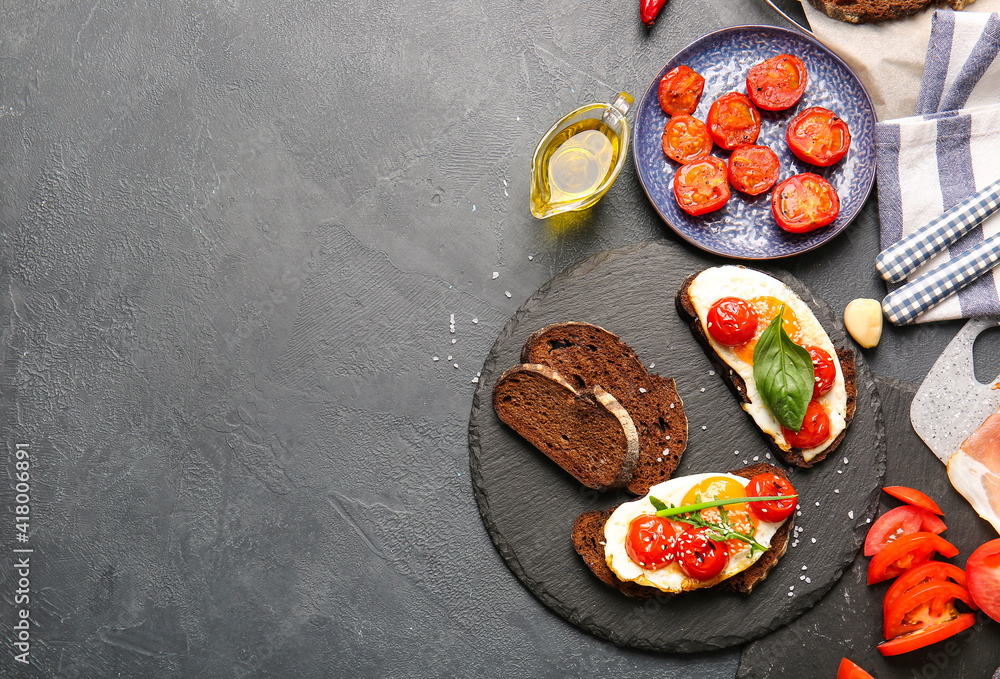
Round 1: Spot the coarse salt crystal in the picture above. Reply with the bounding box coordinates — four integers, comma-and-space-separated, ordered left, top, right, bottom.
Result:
702, 425, 707, 430
700, 387, 706, 392
837, 470, 843, 474
834, 489, 840, 494
801, 565, 808, 571
753, 456, 759, 461
815, 501, 820, 507
765, 453, 771, 459
433, 356, 439, 361
448, 355, 453, 360
811, 537, 817, 543
805, 577, 811, 583
472, 318, 479, 324
843, 457, 849, 464
451, 338, 457, 344
471, 376, 479, 383
492, 272, 499, 279
848, 510, 855, 520
505, 291, 511, 298
788, 591, 794, 597
639, 387, 647, 393
528, 255, 533, 261
453, 363, 459, 369
649, 362, 655, 368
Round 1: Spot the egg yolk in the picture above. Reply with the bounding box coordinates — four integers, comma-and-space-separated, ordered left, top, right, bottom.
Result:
682, 476, 759, 553
732, 296, 803, 364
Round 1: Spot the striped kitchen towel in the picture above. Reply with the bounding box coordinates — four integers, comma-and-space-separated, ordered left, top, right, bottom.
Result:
875, 9, 1000, 322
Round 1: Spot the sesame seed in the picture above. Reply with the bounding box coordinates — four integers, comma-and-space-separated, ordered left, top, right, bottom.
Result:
657, 457, 662, 462
639, 387, 647, 393
670, 403, 675, 409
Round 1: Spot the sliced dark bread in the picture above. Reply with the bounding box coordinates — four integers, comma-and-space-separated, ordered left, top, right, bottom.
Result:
521, 322, 688, 495
675, 271, 857, 468
493, 363, 640, 492
572, 463, 794, 599
805, 0, 974, 24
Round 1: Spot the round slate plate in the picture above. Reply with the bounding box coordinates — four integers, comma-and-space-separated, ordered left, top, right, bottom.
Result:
468, 240, 885, 653
633, 25, 876, 260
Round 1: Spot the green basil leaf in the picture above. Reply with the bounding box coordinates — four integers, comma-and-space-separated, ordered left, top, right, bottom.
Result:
752, 305, 813, 431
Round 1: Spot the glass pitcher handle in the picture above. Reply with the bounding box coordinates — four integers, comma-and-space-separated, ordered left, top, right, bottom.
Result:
603, 91, 633, 125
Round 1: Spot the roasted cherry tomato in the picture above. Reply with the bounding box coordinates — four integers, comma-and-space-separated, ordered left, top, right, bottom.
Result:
772, 173, 840, 233
868, 532, 959, 585
781, 399, 830, 449
706, 92, 761, 150
883, 561, 971, 616
877, 613, 976, 656
625, 514, 679, 570
673, 156, 730, 216
837, 658, 875, 679
786, 106, 851, 166
746, 54, 808, 111
745, 472, 797, 522
805, 345, 835, 399
674, 526, 729, 580
662, 114, 713, 164
659, 65, 705, 116
884, 579, 977, 640
727, 144, 779, 195
965, 538, 1000, 623
883, 486, 944, 515
707, 297, 758, 346
864, 505, 947, 557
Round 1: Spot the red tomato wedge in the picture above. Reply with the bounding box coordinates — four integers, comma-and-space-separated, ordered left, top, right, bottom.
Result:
864, 505, 947, 557
673, 156, 730, 216
659, 66, 705, 116
662, 114, 713, 164
786, 106, 851, 166
883, 486, 944, 515
877, 613, 976, 656
837, 658, 875, 679
772, 173, 840, 233
727, 144, 779, 195
883, 561, 971, 615
868, 532, 959, 584
746, 54, 808, 111
883, 579, 976, 639
706, 92, 761, 150
965, 538, 1000, 623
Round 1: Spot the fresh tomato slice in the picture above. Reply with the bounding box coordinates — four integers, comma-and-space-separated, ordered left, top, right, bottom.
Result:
707, 297, 758, 346
772, 173, 840, 233
837, 658, 875, 679
674, 526, 729, 580
868, 532, 959, 585
673, 156, 730, 216
965, 538, 1000, 623
884, 561, 972, 616
625, 514, 679, 570
883, 486, 944, 515
727, 144, 780, 195
877, 613, 976, 656
781, 399, 831, 449
864, 505, 947, 557
659, 65, 705, 116
884, 579, 976, 639
746, 54, 808, 111
706, 92, 761, 150
805, 345, 835, 399
786, 106, 851, 166
662, 114, 713, 164
745, 472, 797, 522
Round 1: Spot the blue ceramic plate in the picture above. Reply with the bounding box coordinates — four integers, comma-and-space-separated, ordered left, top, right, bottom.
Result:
633, 25, 876, 260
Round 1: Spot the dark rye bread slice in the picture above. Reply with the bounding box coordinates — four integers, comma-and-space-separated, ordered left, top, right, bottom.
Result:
806, 0, 974, 24
572, 463, 794, 599
675, 271, 857, 468
521, 322, 688, 495
493, 364, 640, 492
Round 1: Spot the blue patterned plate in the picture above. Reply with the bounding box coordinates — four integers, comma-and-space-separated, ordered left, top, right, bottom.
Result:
633, 25, 876, 260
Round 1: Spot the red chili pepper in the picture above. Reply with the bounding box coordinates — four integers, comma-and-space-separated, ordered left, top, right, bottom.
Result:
641, 0, 667, 26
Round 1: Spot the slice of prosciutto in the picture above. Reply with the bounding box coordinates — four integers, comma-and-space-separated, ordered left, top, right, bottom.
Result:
948, 412, 1000, 535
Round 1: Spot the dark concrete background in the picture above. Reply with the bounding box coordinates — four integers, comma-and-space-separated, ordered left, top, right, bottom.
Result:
0, 0, 982, 677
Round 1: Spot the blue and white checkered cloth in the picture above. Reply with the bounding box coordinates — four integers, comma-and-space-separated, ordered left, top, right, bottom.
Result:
876, 10, 1000, 324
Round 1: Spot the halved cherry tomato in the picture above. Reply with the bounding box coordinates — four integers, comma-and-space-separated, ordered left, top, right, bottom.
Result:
786, 106, 851, 166
626, 514, 679, 570
805, 345, 835, 399
864, 505, 947, 557
884, 561, 971, 616
781, 399, 830, 449
837, 658, 875, 679
727, 144, 779, 195
883, 486, 944, 515
659, 65, 705, 116
707, 297, 758, 346
868, 532, 959, 584
674, 526, 729, 580
746, 54, 808, 111
884, 579, 977, 639
772, 173, 840, 233
746, 472, 797, 522
877, 613, 976, 656
662, 114, 713, 164
965, 538, 1000, 623
673, 156, 730, 216
706, 92, 761, 150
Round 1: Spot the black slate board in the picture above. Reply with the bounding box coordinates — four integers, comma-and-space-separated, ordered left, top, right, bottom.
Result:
739, 376, 1000, 678
468, 239, 885, 652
